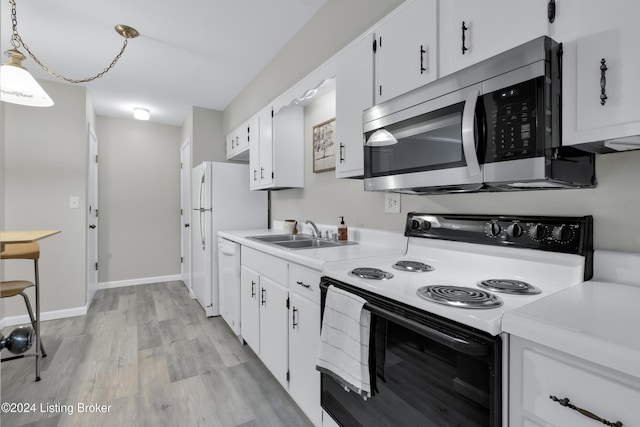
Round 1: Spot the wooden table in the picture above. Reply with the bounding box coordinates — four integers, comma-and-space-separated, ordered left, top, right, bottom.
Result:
0, 230, 61, 251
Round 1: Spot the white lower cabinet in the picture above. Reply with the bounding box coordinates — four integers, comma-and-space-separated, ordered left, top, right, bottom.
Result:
240, 248, 289, 388
259, 276, 289, 388
509, 336, 640, 426
240, 247, 322, 426
289, 264, 322, 426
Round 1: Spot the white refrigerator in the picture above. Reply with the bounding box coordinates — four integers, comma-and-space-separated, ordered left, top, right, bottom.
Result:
191, 161, 267, 317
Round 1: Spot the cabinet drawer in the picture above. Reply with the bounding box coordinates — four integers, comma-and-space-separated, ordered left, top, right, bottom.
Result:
242, 246, 287, 284
520, 347, 640, 426
288, 263, 321, 304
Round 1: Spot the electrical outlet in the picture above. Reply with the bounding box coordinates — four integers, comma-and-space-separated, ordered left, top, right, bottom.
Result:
384, 193, 400, 213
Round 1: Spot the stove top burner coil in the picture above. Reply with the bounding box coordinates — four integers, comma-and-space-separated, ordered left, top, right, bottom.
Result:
350, 267, 394, 280
477, 279, 541, 295
416, 285, 503, 309
392, 260, 434, 272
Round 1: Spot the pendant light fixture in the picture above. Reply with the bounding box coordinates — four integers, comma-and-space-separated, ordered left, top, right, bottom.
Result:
0, 0, 138, 107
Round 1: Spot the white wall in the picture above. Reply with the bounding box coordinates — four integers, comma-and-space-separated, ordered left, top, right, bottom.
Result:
4, 79, 88, 317
96, 116, 182, 283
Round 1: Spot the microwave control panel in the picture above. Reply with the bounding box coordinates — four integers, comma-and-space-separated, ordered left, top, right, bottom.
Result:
484, 77, 546, 163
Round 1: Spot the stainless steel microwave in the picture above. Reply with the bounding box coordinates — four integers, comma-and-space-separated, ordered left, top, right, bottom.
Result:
363, 36, 596, 194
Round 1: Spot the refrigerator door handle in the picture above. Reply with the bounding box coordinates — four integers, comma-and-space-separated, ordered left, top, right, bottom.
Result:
199, 172, 206, 250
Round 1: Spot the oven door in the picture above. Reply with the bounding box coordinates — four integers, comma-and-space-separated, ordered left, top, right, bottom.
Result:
363, 84, 485, 194
320, 278, 502, 427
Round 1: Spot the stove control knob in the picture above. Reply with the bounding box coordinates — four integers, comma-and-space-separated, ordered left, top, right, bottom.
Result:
487, 222, 502, 237
528, 223, 548, 240
420, 220, 432, 231
552, 224, 573, 242
410, 219, 422, 230
507, 223, 523, 238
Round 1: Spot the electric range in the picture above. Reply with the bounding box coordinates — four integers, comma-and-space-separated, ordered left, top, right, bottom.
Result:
321, 213, 593, 336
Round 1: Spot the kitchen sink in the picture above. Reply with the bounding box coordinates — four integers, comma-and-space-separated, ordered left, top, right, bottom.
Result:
248, 233, 357, 250
249, 234, 314, 242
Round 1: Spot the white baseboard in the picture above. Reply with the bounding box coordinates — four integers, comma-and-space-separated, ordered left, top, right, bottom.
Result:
0, 275, 183, 329
1, 305, 87, 329
98, 274, 183, 290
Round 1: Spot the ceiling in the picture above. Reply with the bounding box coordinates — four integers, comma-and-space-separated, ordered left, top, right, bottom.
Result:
0, 0, 327, 126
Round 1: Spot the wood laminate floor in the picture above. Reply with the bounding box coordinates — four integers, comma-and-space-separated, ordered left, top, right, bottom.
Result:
1, 281, 314, 427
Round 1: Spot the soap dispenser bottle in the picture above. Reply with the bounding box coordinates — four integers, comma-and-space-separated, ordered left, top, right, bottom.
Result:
338, 216, 348, 241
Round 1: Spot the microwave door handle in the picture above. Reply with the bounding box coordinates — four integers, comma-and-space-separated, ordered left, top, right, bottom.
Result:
461, 90, 481, 176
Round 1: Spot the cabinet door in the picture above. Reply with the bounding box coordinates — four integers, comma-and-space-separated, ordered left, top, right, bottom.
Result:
240, 266, 260, 352
249, 115, 261, 190
258, 106, 274, 188
374, 0, 438, 104
259, 277, 289, 387
335, 34, 373, 178
289, 293, 321, 426
563, 0, 640, 147
439, 0, 548, 77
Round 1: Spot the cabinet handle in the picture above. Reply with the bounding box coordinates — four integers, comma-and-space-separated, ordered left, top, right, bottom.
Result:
260, 167, 264, 179
251, 280, 256, 298
296, 280, 311, 289
261, 288, 266, 306
292, 307, 299, 329
461, 21, 468, 55
600, 58, 608, 105
339, 143, 345, 163
253, 169, 257, 182
420, 45, 427, 74
547, 0, 556, 23
549, 395, 623, 427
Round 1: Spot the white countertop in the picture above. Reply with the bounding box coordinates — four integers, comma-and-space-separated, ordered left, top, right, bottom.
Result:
218, 227, 407, 271
503, 250, 640, 379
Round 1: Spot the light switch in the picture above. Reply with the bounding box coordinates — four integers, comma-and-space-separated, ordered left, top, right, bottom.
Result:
69, 196, 80, 209
384, 193, 400, 213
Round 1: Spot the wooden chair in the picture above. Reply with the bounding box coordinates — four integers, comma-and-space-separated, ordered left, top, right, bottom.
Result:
1, 242, 46, 381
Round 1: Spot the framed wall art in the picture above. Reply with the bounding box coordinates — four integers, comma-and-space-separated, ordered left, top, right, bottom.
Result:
312, 117, 336, 173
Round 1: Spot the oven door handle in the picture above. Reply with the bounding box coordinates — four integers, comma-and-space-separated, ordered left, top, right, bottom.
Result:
364, 302, 490, 357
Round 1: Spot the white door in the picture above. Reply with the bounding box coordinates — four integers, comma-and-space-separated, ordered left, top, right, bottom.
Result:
86, 126, 99, 305
180, 139, 192, 292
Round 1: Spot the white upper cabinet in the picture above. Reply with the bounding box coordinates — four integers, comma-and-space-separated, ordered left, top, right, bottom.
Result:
438, 0, 549, 77
226, 121, 251, 161
335, 34, 373, 178
561, 0, 640, 149
249, 112, 264, 190
374, 0, 438, 104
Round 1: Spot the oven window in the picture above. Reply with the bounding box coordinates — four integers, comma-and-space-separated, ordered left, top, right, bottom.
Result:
322, 317, 496, 427
364, 103, 466, 178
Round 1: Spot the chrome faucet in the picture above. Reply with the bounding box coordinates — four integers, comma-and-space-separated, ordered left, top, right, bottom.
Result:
305, 220, 320, 238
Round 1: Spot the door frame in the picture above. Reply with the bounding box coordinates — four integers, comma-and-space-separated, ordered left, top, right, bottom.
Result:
86, 124, 99, 305
180, 138, 193, 294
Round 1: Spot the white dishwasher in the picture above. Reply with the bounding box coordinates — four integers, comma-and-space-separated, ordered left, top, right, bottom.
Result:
217, 237, 241, 337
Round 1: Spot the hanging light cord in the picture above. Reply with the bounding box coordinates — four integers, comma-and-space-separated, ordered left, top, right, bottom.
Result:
8, 0, 136, 84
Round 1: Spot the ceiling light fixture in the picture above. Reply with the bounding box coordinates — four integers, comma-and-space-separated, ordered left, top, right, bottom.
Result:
0, 0, 138, 107
133, 107, 150, 121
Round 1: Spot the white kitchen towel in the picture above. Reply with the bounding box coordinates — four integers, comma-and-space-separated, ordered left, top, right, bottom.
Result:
316, 285, 371, 399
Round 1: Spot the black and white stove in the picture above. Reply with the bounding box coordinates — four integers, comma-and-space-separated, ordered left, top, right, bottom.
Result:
322, 213, 593, 335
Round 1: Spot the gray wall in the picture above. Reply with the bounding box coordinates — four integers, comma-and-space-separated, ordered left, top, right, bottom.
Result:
223, 0, 405, 133
183, 106, 226, 166
96, 117, 182, 282
3, 79, 88, 316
